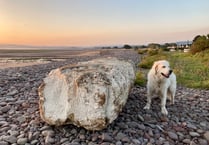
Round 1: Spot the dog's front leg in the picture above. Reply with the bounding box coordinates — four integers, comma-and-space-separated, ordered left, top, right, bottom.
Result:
144, 90, 152, 110
161, 90, 168, 115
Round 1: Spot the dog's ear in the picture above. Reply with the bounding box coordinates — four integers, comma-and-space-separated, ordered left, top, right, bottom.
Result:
153, 62, 159, 75
155, 64, 159, 75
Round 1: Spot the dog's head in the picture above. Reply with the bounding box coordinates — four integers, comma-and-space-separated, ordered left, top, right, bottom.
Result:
152, 60, 173, 78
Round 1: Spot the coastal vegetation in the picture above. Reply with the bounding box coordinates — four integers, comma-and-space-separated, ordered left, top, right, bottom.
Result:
135, 34, 209, 89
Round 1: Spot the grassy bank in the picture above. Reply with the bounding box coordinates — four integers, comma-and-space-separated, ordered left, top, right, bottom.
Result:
136, 49, 209, 89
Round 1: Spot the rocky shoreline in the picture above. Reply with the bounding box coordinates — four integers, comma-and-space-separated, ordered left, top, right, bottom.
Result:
0, 49, 209, 145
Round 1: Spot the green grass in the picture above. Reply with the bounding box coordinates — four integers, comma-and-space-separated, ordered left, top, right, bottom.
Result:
136, 49, 209, 89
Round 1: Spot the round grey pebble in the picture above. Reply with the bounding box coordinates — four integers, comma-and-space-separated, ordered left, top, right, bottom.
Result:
0, 141, 9, 145
189, 131, 200, 137
8, 130, 19, 137
17, 138, 28, 145
101, 133, 113, 142
41, 129, 55, 137
203, 131, 209, 141
182, 139, 191, 144
30, 139, 39, 145
3, 135, 17, 144
115, 132, 126, 141
1, 105, 11, 113
167, 131, 178, 140
45, 135, 55, 144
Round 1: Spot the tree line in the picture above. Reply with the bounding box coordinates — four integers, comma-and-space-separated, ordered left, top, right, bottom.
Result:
190, 34, 209, 54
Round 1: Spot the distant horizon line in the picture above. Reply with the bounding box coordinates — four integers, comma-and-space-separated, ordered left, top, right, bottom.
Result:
0, 40, 192, 49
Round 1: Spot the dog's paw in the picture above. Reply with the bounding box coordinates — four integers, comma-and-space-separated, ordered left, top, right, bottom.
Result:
171, 99, 175, 105
161, 107, 168, 115
143, 104, 150, 110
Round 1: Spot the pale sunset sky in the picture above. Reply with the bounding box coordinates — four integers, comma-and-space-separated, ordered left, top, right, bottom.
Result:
0, 0, 209, 47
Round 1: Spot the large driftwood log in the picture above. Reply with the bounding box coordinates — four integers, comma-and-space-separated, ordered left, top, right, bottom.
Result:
38, 57, 135, 130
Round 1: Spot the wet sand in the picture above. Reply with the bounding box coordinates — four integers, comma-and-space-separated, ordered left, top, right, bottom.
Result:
0, 49, 100, 69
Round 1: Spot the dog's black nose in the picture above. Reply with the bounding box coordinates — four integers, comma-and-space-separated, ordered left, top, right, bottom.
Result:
169, 70, 173, 75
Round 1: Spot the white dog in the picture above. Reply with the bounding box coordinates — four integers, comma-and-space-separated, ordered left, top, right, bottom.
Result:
144, 60, 176, 115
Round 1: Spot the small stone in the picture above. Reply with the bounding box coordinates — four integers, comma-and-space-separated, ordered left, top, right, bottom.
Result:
17, 133, 25, 139
127, 121, 139, 128
0, 102, 7, 106
160, 116, 169, 122
60, 138, 69, 143
156, 125, 164, 132
17, 138, 28, 145
183, 139, 191, 144
190, 141, 197, 145
100, 143, 110, 145
158, 137, 166, 144
177, 132, 184, 140
116, 122, 128, 129
17, 116, 26, 123
187, 123, 197, 130
79, 134, 86, 140
1, 105, 10, 113
0, 141, 9, 145
198, 139, 208, 145
30, 140, 39, 145
173, 126, 185, 132
132, 139, 141, 144
40, 126, 52, 131
115, 141, 122, 145
91, 134, 99, 142
8, 130, 19, 137
189, 132, 200, 137
197, 129, 204, 134
115, 132, 126, 141
148, 129, 153, 136
121, 136, 130, 143
203, 131, 209, 141
45, 135, 55, 144
5, 97, 16, 102
101, 133, 113, 142
70, 129, 77, 134
7, 89, 18, 96
200, 121, 207, 127
0, 126, 10, 132
4, 135, 17, 144
0, 121, 8, 126
137, 114, 144, 122
71, 139, 80, 144
138, 124, 146, 130
32, 131, 40, 140
22, 102, 30, 108
41, 130, 55, 137
144, 123, 156, 129
167, 131, 178, 140
28, 132, 33, 141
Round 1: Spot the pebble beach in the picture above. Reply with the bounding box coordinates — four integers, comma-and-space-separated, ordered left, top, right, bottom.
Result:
0, 49, 209, 145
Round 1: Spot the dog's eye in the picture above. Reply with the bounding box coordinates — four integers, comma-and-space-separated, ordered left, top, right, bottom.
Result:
162, 66, 166, 68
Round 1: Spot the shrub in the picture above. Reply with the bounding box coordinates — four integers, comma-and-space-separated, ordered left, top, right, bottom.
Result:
190, 35, 209, 54
123, 44, 132, 49
147, 49, 159, 56
139, 58, 154, 69
138, 51, 168, 69
135, 71, 146, 86
138, 49, 147, 54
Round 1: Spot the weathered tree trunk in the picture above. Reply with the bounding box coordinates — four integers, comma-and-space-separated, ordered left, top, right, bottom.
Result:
38, 57, 135, 130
